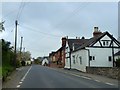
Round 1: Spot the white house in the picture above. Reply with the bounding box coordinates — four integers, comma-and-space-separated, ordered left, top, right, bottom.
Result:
65, 27, 120, 72
42, 58, 49, 66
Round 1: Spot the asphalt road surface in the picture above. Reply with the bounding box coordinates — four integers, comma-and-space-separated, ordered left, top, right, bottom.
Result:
17, 65, 118, 88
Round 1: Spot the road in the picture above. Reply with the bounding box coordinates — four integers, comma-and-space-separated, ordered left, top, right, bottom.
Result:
17, 65, 118, 88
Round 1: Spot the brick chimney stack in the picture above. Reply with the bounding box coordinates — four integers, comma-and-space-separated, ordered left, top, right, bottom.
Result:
62, 37, 67, 47
93, 27, 102, 37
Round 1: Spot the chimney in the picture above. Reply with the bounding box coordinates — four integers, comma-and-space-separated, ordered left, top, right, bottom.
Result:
62, 37, 66, 47
93, 27, 102, 37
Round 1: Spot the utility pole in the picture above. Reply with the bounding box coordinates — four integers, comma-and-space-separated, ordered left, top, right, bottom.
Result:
14, 20, 18, 67
20, 36, 23, 61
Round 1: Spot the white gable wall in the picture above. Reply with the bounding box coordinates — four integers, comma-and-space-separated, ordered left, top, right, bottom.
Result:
64, 41, 71, 69
71, 49, 88, 72
86, 47, 118, 67
100, 35, 118, 47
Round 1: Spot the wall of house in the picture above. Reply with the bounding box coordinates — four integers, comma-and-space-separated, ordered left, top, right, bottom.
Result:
86, 47, 118, 67
71, 49, 88, 72
61, 49, 65, 67
64, 42, 71, 69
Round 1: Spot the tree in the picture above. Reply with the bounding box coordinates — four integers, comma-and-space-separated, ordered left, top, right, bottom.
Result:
34, 58, 40, 64
2, 39, 14, 66
22, 51, 31, 61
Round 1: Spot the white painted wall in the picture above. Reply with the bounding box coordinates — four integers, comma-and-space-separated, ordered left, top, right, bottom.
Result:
64, 41, 71, 69
86, 47, 118, 67
71, 49, 88, 72
25, 61, 31, 65
42, 58, 49, 65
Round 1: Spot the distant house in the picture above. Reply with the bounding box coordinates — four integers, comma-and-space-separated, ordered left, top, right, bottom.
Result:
49, 37, 66, 68
42, 58, 49, 66
49, 52, 56, 62
65, 27, 120, 72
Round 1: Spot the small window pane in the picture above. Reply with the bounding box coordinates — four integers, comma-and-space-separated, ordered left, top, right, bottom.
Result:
89, 56, 92, 60
79, 57, 82, 64
103, 41, 105, 46
108, 56, 112, 61
93, 56, 95, 60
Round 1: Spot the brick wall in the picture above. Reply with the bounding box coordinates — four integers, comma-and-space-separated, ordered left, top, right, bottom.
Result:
86, 67, 120, 79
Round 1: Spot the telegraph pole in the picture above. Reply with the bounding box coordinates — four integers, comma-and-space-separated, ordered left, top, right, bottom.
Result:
20, 36, 23, 61
14, 20, 18, 67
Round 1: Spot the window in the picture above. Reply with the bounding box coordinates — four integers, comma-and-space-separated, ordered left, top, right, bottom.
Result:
106, 41, 109, 46
79, 56, 82, 64
73, 55, 75, 64
108, 56, 112, 62
93, 56, 95, 60
89, 56, 95, 61
89, 56, 92, 61
102, 40, 110, 46
76, 55, 78, 63
103, 41, 105, 46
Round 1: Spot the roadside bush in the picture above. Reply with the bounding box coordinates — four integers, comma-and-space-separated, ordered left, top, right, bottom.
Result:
116, 58, 120, 67
2, 66, 14, 81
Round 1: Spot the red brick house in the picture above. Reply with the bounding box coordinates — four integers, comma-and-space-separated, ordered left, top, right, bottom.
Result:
49, 37, 67, 68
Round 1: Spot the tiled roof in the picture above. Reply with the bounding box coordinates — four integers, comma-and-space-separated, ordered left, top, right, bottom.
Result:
74, 31, 120, 51
68, 39, 89, 51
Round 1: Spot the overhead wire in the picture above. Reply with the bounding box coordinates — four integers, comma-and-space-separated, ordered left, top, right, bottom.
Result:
16, 1, 26, 21
19, 24, 62, 38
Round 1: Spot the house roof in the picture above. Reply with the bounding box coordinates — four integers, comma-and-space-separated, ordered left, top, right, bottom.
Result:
67, 39, 89, 51
114, 51, 120, 56
75, 31, 120, 51
56, 46, 65, 53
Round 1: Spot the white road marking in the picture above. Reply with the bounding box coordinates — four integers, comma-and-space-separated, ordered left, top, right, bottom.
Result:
19, 81, 23, 84
17, 85, 20, 88
80, 76, 91, 80
94, 79, 100, 82
21, 66, 32, 82
105, 82, 114, 86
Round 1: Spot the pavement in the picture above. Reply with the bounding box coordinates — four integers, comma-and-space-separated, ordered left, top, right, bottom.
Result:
2, 66, 30, 88
50, 67, 119, 87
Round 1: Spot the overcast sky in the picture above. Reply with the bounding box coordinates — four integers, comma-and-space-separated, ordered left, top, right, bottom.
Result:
1, 1, 119, 58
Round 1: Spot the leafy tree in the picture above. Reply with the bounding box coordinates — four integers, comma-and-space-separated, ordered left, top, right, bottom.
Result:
22, 51, 31, 61
34, 58, 40, 64
2, 39, 15, 81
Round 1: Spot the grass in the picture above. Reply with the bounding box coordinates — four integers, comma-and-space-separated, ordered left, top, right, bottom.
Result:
2, 65, 14, 81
